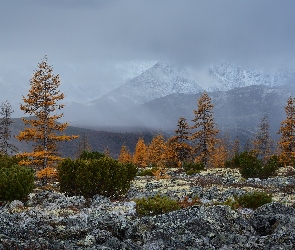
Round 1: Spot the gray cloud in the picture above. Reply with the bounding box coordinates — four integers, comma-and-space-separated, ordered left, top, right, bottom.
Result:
0, 0, 295, 69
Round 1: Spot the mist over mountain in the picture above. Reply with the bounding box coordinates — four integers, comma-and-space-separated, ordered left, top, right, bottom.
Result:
91, 62, 203, 106
208, 62, 295, 91
1, 60, 295, 145
63, 62, 295, 135
133, 84, 294, 137
0, 61, 154, 117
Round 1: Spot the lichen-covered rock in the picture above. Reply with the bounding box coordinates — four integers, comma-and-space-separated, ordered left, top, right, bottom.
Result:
127, 205, 256, 248
1, 168, 295, 249
250, 203, 295, 234
26, 190, 86, 209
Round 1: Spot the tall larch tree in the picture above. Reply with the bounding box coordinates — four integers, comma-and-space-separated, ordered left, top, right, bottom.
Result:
208, 138, 228, 168
147, 133, 166, 168
16, 56, 78, 170
252, 115, 274, 162
0, 100, 18, 155
170, 116, 192, 166
189, 92, 219, 166
118, 144, 132, 164
133, 137, 148, 168
278, 96, 295, 166
164, 138, 179, 168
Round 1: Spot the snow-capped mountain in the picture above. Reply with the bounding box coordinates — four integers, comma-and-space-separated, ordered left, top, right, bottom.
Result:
207, 62, 295, 91
2, 59, 295, 132
91, 62, 203, 106
90, 61, 295, 110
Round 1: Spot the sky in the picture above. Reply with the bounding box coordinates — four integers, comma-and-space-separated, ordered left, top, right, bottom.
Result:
1, 0, 295, 69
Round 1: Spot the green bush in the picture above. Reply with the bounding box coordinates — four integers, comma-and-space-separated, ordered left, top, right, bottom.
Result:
58, 157, 138, 198
237, 191, 272, 209
259, 155, 283, 179
0, 154, 20, 168
79, 150, 105, 160
134, 194, 180, 216
183, 161, 205, 175
238, 152, 263, 179
0, 165, 34, 202
137, 167, 159, 176
225, 152, 281, 179
57, 158, 79, 195
225, 152, 246, 169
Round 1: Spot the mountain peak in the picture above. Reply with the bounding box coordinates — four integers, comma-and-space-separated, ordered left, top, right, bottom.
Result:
93, 62, 204, 106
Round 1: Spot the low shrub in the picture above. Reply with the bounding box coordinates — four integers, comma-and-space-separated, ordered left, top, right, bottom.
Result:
137, 167, 158, 176
237, 191, 272, 209
0, 165, 34, 202
238, 152, 263, 179
79, 150, 105, 160
58, 156, 138, 198
134, 194, 180, 216
223, 198, 240, 210
183, 161, 205, 175
224, 152, 245, 169
259, 155, 283, 179
225, 152, 281, 179
0, 154, 20, 168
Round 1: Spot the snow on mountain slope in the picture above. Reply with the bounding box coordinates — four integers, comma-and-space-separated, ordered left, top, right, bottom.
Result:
92, 62, 204, 106
207, 62, 295, 91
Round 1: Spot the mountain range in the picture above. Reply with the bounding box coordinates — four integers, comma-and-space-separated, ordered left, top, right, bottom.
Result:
65, 62, 295, 137
1, 60, 295, 153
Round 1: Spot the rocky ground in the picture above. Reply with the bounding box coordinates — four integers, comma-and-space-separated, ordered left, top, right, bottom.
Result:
1, 167, 295, 249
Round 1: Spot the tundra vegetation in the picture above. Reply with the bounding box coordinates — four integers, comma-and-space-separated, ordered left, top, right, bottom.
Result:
0, 58, 295, 218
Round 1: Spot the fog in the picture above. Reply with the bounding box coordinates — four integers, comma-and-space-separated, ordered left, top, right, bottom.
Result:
1, 0, 295, 130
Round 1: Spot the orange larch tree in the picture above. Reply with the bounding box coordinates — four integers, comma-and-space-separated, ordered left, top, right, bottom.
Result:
118, 145, 132, 164
164, 138, 179, 168
16, 56, 78, 171
133, 137, 148, 168
189, 92, 219, 166
147, 133, 166, 168
278, 96, 295, 166
208, 138, 229, 168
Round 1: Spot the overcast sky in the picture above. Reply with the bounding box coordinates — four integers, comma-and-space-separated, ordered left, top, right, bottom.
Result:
1, 0, 295, 69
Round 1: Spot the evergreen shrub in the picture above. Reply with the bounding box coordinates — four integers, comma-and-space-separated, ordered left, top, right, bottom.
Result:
0, 165, 34, 202
79, 150, 105, 160
134, 194, 180, 216
58, 156, 138, 198
225, 152, 281, 179
183, 161, 205, 175
259, 155, 283, 179
0, 154, 20, 168
237, 191, 272, 209
137, 167, 158, 176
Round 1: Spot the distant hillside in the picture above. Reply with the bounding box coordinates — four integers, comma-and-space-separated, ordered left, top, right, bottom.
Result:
128, 84, 295, 145
9, 118, 155, 159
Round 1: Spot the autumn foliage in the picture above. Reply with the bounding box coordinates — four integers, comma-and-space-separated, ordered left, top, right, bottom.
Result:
278, 96, 295, 166
190, 92, 219, 166
16, 56, 78, 171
